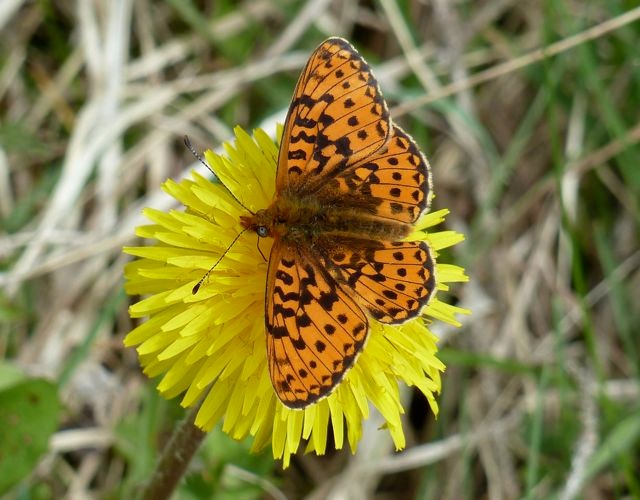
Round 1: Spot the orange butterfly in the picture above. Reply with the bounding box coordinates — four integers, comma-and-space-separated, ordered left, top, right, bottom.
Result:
241, 38, 435, 408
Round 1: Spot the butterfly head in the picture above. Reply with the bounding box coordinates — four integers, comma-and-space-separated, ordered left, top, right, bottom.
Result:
240, 209, 275, 238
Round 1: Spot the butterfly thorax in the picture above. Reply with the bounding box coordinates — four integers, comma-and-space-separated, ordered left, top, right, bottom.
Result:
240, 193, 411, 244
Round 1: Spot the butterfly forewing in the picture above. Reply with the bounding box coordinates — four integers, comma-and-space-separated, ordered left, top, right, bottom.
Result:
277, 38, 391, 193
321, 125, 432, 224
266, 242, 368, 408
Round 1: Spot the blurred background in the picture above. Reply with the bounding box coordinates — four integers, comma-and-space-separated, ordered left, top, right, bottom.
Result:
1, 1, 639, 498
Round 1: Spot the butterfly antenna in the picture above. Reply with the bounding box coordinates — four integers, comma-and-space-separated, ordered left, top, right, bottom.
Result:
192, 227, 249, 294
183, 135, 255, 215
256, 237, 267, 262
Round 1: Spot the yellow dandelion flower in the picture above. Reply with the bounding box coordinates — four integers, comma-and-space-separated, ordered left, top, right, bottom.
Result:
124, 126, 468, 467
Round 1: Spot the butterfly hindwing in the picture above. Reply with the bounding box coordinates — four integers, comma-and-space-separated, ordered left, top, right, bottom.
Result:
266, 240, 369, 408
277, 38, 391, 193
326, 239, 436, 324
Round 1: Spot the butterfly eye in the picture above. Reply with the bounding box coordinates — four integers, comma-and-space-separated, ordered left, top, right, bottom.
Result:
257, 226, 268, 237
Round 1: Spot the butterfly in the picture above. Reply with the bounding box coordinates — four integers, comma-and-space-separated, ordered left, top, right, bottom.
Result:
240, 38, 435, 408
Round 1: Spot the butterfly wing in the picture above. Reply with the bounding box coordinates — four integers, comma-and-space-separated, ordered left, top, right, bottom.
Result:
321, 124, 433, 224
325, 239, 435, 324
265, 239, 368, 408
277, 37, 391, 193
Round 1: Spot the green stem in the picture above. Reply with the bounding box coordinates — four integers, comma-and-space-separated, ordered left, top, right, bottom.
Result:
139, 402, 206, 500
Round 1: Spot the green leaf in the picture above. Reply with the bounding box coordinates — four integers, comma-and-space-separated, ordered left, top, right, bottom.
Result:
0, 379, 61, 494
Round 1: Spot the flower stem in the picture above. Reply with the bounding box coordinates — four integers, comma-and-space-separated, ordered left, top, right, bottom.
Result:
140, 402, 206, 500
